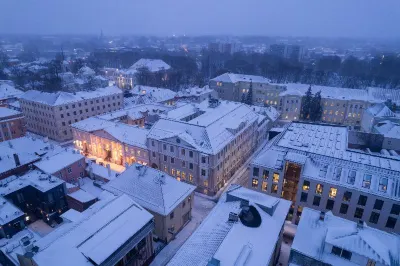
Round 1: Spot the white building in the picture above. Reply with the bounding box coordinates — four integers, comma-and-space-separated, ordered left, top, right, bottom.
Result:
124, 85, 177, 106
176, 85, 218, 103
290, 208, 400, 266
168, 185, 291, 266
0, 81, 23, 106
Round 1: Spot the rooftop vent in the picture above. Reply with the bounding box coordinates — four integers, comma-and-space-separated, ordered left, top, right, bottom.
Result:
239, 205, 261, 228
228, 212, 239, 223
208, 98, 220, 108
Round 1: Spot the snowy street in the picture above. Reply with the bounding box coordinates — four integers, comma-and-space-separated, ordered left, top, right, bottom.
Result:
150, 195, 217, 266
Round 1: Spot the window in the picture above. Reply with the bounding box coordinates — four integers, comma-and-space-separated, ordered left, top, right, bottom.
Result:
315, 184, 323, 195
170, 157, 175, 164
262, 181, 267, 192
329, 187, 337, 199
67, 167, 72, 174
203, 180, 208, 187
170, 212, 174, 219
347, 170, 356, 185
354, 207, 364, 219
176, 170, 181, 177
189, 163, 193, 170
326, 199, 335, 210
163, 144, 166, 150
189, 151, 193, 158
340, 203, 349, 214
300, 192, 308, 202
362, 174, 372, 189
182, 172, 186, 179
331, 246, 350, 259
343, 191, 352, 202
333, 167, 342, 181
302, 180, 310, 191
163, 155, 167, 162
252, 178, 259, 188
379, 177, 388, 192
374, 199, 384, 210
253, 167, 259, 177
358, 195, 367, 206
170, 146, 174, 152
273, 173, 279, 183
151, 140, 155, 146
313, 196, 321, 206
181, 149, 185, 155
262, 169, 269, 179
182, 161, 186, 168
369, 212, 380, 224
201, 169, 206, 176
189, 174, 193, 182
271, 184, 278, 194
386, 217, 397, 229
152, 151, 156, 157
201, 157, 206, 164
391, 204, 400, 215
171, 169, 175, 175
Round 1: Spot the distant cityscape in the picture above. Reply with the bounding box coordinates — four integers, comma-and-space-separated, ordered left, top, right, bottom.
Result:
0, 33, 399, 266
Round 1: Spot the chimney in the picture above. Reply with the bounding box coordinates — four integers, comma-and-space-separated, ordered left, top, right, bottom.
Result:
106, 164, 111, 177
13, 154, 21, 166
319, 211, 325, 221
357, 220, 364, 229
228, 212, 239, 222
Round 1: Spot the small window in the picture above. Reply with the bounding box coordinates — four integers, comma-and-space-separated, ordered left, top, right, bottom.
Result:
262, 170, 269, 179
262, 181, 267, 192
374, 199, 384, 210
300, 192, 308, 202
163, 155, 167, 162
329, 187, 337, 199
362, 174, 372, 189
315, 184, 323, 195
354, 207, 364, 219
170, 157, 175, 164
369, 212, 380, 224
189, 151, 193, 158
343, 191, 352, 202
271, 184, 278, 194
201, 169, 206, 176
181, 149, 185, 155
333, 167, 342, 181
313, 196, 321, 206
302, 180, 310, 191
253, 167, 259, 177
340, 203, 348, 214
347, 170, 356, 185
152, 151, 156, 158
163, 144, 166, 150
201, 157, 206, 164
272, 173, 279, 183
358, 195, 367, 206
386, 217, 397, 229
170, 212, 174, 219
189, 163, 193, 170
252, 178, 259, 188
170, 146, 174, 152
326, 199, 335, 210
151, 140, 155, 146
379, 177, 388, 192
391, 204, 400, 215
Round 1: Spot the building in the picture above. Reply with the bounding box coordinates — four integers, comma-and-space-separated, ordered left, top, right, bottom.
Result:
176, 86, 218, 103
124, 85, 177, 106
360, 103, 398, 133
168, 185, 291, 266
211, 73, 400, 128
103, 164, 196, 243
0, 81, 23, 107
249, 122, 400, 233
0, 170, 67, 239
209, 73, 274, 103
72, 117, 150, 166
115, 59, 171, 89
270, 44, 304, 61
0, 194, 154, 266
19, 86, 123, 142
372, 120, 400, 153
208, 42, 240, 54
0, 107, 26, 142
289, 208, 400, 266
148, 99, 267, 195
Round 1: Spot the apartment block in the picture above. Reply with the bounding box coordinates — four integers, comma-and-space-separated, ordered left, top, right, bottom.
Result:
168, 185, 291, 266
270, 43, 304, 61
19, 86, 123, 142
0, 107, 26, 142
103, 164, 196, 243
249, 122, 400, 233
148, 99, 267, 195
290, 208, 400, 266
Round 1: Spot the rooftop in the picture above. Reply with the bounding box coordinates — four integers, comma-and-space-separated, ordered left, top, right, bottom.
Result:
124, 85, 176, 106
98, 103, 171, 121
0, 81, 23, 101
0, 107, 22, 119
168, 185, 291, 266
103, 164, 196, 216
149, 100, 260, 154
211, 73, 272, 84
177, 85, 214, 97
373, 120, 400, 139
34, 149, 84, 174
365, 103, 397, 118
68, 189, 96, 203
291, 208, 400, 266
20, 86, 122, 106
128, 58, 171, 73
0, 196, 24, 226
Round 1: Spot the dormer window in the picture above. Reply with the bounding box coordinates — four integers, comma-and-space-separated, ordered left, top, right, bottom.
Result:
379, 177, 388, 192
331, 246, 352, 260
362, 174, 372, 189
347, 170, 356, 185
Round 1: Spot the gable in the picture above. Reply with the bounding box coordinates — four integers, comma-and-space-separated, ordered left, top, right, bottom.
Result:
163, 136, 197, 150
92, 129, 120, 143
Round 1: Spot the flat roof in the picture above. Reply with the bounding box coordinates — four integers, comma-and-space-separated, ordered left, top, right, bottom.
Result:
0, 107, 21, 118
34, 149, 84, 174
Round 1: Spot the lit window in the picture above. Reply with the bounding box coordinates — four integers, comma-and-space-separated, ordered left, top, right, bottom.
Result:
271, 184, 278, 194
262, 181, 267, 191
182, 172, 186, 180
273, 173, 279, 183
189, 174, 193, 182
362, 174, 372, 189
176, 170, 181, 177
262, 169, 269, 179
315, 184, 323, 195
252, 178, 259, 188
379, 177, 388, 192
164, 165, 168, 172
329, 187, 337, 199
302, 180, 310, 191
171, 169, 175, 175
204, 180, 208, 187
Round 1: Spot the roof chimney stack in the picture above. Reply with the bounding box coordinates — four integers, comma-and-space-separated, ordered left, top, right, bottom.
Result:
13, 154, 21, 167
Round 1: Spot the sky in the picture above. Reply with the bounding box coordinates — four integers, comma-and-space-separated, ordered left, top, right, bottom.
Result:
1, 0, 400, 38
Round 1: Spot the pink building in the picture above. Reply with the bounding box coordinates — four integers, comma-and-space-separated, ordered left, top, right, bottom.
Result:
0, 107, 26, 142
19, 86, 123, 142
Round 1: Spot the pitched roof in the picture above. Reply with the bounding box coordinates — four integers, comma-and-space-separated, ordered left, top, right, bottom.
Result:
0, 81, 23, 101
366, 103, 396, 118
0, 107, 22, 119
211, 73, 271, 84
129, 58, 171, 72
34, 149, 84, 174
102, 164, 196, 215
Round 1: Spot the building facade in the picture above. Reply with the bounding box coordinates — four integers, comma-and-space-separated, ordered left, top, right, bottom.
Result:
250, 122, 400, 233
0, 107, 26, 142
19, 86, 123, 142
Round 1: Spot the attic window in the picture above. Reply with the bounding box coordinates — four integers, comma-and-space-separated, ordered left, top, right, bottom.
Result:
176, 138, 180, 143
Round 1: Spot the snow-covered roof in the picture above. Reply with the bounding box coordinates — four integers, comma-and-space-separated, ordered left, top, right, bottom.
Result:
0, 107, 22, 119
0, 136, 62, 156
149, 101, 259, 154
98, 103, 171, 121
168, 185, 291, 266
34, 149, 84, 174
20, 86, 122, 106
211, 73, 272, 84
0, 196, 24, 226
30, 194, 153, 266
86, 163, 119, 181
176, 85, 214, 97
68, 189, 96, 203
0, 170, 64, 196
128, 58, 171, 73
0, 148, 40, 176
252, 122, 400, 201
251, 105, 280, 122
124, 86, 177, 106
292, 208, 400, 266
71, 117, 116, 132
103, 164, 195, 216
365, 103, 397, 118
0, 80, 23, 101
78, 66, 95, 77
373, 120, 400, 139
368, 87, 400, 105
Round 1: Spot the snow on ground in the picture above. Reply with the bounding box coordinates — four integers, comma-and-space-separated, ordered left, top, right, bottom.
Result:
150, 195, 216, 266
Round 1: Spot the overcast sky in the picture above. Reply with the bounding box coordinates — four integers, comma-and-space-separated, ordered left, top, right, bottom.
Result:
1, 0, 400, 38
